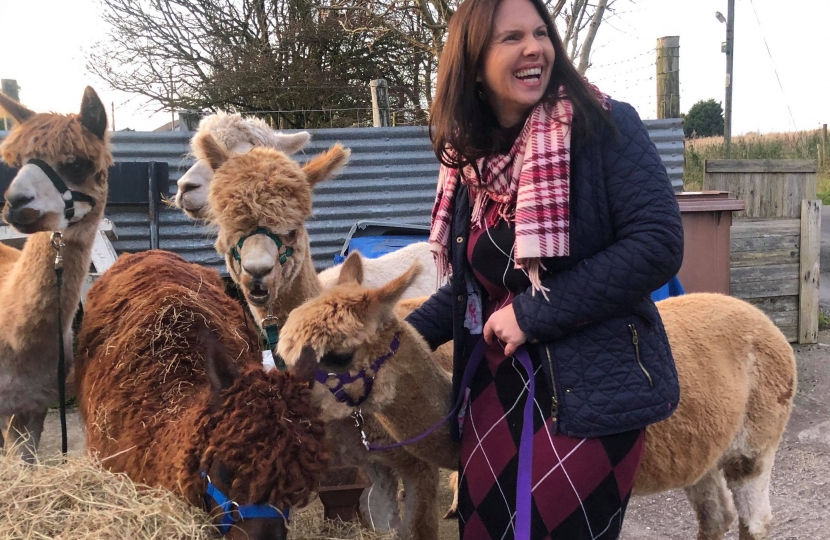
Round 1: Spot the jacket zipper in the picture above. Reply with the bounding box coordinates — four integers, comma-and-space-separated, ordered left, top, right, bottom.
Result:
628, 323, 653, 387
544, 344, 559, 422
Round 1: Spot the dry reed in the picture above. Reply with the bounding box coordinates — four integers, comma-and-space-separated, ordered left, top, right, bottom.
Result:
683, 130, 830, 199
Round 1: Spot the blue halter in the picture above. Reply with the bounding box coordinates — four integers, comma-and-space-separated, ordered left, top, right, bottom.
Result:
201, 471, 289, 535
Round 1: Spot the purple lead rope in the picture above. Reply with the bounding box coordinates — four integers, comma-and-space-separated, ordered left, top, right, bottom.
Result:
368, 338, 536, 540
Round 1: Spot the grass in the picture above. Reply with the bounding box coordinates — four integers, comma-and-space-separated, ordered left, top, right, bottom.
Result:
682, 130, 830, 203
820, 311, 830, 332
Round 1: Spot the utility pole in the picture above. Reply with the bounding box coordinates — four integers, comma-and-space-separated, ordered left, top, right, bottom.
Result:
722, 0, 735, 157
656, 36, 680, 119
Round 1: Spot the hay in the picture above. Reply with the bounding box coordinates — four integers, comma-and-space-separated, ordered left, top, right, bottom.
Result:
0, 451, 394, 540
0, 451, 218, 540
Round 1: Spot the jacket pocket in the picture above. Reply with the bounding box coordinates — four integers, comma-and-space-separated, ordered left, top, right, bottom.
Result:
628, 322, 653, 387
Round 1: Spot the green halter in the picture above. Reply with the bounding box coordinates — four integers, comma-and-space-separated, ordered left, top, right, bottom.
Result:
231, 227, 294, 266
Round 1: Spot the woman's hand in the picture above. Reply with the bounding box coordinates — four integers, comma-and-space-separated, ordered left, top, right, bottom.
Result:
483, 303, 527, 357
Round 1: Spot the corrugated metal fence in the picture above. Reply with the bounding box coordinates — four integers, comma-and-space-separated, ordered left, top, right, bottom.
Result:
1, 119, 684, 272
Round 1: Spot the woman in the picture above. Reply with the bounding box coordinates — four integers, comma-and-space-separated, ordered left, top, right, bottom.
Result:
405, 0, 684, 538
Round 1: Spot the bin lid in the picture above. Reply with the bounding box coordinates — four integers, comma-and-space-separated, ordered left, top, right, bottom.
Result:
676, 191, 745, 212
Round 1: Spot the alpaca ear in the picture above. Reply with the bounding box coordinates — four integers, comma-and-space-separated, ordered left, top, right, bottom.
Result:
201, 326, 240, 393
0, 91, 35, 125
276, 131, 311, 155
291, 345, 319, 385
302, 143, 350, 187
337, 251, 364, 286
198, 133, 230, 170
372, 262, 422, 310
79, 86, 108, 140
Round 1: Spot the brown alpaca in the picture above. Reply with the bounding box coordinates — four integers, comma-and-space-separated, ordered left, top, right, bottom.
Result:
198, 133, 348, 326
279, 254, 457, 540
75, 250, 329, 540
278, 254, 797, 540
0, 87, 111, 461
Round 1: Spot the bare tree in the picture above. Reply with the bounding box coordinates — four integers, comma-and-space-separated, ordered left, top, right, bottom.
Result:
88, 0, 427, 127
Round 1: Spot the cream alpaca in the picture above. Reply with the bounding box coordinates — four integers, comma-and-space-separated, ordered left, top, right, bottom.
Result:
278, 254, 796, 540
0, 87, 112, 461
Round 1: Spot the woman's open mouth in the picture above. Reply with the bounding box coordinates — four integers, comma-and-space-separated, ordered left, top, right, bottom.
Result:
514, 67, 543, 86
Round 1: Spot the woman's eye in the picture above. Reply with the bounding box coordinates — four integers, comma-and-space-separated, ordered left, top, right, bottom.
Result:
535, 29, 548, 37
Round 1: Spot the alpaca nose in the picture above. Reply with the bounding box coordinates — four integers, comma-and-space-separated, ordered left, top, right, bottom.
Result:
246, 265, 274, 281
178, 180, 200, 194
7, 193, 34, 209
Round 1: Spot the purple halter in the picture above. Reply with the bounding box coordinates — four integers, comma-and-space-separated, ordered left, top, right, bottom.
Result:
315, 333, 401, 408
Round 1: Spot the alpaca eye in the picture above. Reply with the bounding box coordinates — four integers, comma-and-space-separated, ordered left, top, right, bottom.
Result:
59, 158, 93, 182
284, 230, 298, 242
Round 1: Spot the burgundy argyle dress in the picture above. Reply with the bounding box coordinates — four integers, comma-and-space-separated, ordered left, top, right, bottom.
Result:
456, 210, 645, 540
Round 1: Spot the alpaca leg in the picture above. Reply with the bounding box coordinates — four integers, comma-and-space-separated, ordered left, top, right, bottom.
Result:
399, 461, 439, 540
444, 470, 459, 519
728, 454, 774, 540
3, 409, 47, 463
360, 461, 402, 532
684, 468, 736, 540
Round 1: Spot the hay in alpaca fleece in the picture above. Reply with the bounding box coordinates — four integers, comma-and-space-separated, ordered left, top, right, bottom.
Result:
0, 451, 393, 540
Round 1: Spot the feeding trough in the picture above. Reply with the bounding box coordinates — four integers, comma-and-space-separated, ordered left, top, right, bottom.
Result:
317, 465, 373, 522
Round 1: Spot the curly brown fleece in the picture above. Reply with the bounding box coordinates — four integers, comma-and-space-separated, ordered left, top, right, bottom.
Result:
75, 250, 328, 512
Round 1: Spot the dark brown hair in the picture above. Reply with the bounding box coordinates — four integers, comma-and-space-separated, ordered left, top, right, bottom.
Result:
429, 0, 615, 169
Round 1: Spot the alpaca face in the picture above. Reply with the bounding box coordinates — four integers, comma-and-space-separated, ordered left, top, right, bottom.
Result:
279, 253, 422, 416
175, 115, 311, 220
226, 226, 306, 309
0, 87, 110, 234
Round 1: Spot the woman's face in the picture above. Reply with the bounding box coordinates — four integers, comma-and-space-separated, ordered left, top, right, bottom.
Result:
479, 0, 555, 128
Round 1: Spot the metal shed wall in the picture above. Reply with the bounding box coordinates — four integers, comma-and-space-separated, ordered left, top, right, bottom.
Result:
1, 119, 684, 272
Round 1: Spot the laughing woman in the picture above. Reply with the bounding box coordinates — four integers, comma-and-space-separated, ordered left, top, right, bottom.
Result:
405, 0, 684, 538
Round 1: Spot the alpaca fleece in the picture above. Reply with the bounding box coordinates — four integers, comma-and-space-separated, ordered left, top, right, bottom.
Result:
75, 250, 329, 511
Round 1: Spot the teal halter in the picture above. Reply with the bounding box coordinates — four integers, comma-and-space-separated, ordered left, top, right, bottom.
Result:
231, 227, 294, 266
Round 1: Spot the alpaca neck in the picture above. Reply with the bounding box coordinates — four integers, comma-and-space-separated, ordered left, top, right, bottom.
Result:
249, 251, 321, 327
370, 323, 453, 445
2, 206, 103, 348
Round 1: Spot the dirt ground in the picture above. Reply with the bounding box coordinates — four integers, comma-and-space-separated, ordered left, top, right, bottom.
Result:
39, 330, 830, 540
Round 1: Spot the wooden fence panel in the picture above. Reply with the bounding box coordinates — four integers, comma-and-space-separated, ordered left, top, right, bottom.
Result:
704, 159, 817, 218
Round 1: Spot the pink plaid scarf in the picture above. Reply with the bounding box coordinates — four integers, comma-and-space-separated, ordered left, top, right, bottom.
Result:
430, 85, 610, 298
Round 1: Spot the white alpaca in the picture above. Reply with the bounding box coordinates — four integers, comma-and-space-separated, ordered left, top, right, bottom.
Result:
318, 242, 437, 299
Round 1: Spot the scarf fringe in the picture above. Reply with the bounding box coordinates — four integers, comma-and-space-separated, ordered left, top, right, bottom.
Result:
520, 258, 551, 301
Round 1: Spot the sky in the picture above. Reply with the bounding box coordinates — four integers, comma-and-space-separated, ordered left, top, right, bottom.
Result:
1, 0, 827, 134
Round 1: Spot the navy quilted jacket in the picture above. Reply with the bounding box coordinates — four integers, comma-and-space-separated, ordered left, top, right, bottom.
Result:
406, 100, 683, 439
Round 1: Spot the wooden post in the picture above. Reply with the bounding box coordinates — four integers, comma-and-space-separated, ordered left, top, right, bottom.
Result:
1, 79, 20, 131
148, 162, 161, 251
723, 0, 735, 157
656, 36, 680, 119
370, 79, 390, 127
798, 199, 821, 344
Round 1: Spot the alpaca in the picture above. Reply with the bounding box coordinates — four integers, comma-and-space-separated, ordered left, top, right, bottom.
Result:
175, 112, 311, 219
75, 250, 329, 540
0, 87, 111, 462
175, 113, 436, 298
277, 253, 797, 540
